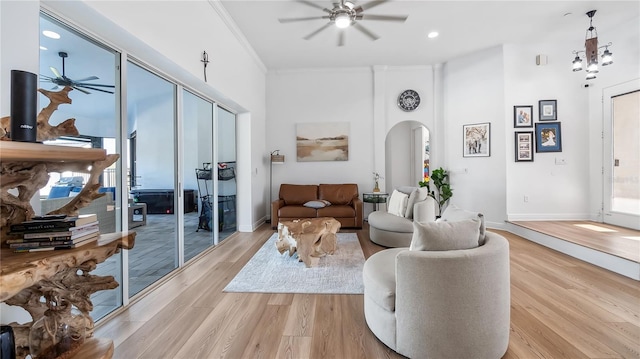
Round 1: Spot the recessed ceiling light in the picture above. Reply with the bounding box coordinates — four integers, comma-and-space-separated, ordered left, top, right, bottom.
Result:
40, 46, 48, 51
427, 31, 439, 39
42, 30, 60, 39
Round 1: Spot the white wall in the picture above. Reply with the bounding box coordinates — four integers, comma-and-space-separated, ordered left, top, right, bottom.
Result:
503, 15, 640, 222
266, 68, 374, 207
503, 41, 591, 220
443, 46, 507, 227
266, 66, 435, 218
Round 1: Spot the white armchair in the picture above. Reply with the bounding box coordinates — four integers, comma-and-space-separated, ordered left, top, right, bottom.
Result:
368, 186, 436, 247
363, 229, 511, 358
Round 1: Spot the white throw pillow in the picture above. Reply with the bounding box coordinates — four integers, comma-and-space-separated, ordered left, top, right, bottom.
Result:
405, 187, 429, 219
410, 219, 481, 251
387, 190, 409, 217
439, 205, 486, 245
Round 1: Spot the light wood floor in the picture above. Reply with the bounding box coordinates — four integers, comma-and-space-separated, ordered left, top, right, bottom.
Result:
95, 224, 640, 359
511, 220, 640, 263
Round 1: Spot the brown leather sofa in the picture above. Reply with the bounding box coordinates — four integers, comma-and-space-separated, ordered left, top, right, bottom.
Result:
271, 183, 363, 229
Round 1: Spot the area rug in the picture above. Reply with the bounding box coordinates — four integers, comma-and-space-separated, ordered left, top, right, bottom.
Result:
223, 232, 365, 294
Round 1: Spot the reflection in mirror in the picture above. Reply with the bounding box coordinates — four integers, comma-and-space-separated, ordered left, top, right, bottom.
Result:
384, 121, 430, 192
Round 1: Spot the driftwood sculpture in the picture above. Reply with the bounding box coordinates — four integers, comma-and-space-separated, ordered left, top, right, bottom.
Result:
276, 217, 341, 267
0, 86, 79, 141
0, 85, 117, 238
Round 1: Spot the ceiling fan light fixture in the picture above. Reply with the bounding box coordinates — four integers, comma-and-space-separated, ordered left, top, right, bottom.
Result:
335, 13, 351, 28
427, 31, 439, 39
42, 30, 60, 39
343, 1, 355, 9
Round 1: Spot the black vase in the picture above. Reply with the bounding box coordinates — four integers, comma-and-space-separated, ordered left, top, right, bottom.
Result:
10, 69, 38, 142
0, 325, 16, 359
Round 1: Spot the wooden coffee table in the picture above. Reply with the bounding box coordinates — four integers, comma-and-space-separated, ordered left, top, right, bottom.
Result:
276, 217, 341, 267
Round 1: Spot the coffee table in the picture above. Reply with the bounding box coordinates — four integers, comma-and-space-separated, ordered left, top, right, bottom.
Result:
276, 217, 341, 267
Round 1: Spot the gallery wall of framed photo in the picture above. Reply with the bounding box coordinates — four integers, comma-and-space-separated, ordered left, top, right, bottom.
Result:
512, 99, 562, 162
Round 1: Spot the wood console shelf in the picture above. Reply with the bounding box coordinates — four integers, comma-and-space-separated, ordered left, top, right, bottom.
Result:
0, 141, 133, 358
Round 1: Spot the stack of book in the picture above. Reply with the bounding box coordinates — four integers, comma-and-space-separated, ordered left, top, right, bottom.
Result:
7, 214, 100, 252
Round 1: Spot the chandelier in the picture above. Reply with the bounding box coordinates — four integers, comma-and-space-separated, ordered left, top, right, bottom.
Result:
571, 10, 613, 80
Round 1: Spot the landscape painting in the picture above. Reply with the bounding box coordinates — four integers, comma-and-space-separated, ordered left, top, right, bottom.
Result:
296, 122, 349, 162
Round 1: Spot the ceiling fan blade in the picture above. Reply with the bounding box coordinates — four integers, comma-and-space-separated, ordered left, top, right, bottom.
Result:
72, 85, 91, 94
360, 14, 407, 22
75, 84, 115, 94
40, 74, 55, 80
74, 83, 115, 88
279, 16, 327, 23
74, 76, 99, 82
354, 0, 389, 13
353, 22, 379, 41
50, 66, 62, 78
298, 0, 332, 13
303, 22, 333, 40
338, 31, 346, 47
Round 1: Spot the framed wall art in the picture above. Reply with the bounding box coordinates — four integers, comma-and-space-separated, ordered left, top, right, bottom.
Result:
296, 122, 349, 162
535, 122, 562, 152
513, 105, 533, 128
538, 99, 557, 121
463, 122, 490, 157
515, 131, 534, 162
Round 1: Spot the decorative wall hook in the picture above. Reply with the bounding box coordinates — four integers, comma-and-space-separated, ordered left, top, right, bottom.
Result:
201, 51, 210, 82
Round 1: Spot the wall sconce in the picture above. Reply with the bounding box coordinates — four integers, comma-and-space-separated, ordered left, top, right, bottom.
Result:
269, 150, 285, 222
571, 10, 613, 80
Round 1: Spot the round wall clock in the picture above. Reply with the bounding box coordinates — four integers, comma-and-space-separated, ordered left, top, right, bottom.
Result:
397, 89, 421, 112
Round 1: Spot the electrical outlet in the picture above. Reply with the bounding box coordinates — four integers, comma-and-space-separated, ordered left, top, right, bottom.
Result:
524, 195, 529, 203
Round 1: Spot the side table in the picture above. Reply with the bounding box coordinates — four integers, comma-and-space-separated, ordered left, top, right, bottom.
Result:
363, 192, 389, 212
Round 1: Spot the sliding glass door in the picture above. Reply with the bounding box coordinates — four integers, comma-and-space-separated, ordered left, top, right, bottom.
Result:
217, 107, 237, 240
183, 90, 215, 261
126, 61, 178, 296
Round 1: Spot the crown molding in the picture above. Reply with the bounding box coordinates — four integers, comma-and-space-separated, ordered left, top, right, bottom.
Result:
207, 0, 267, 75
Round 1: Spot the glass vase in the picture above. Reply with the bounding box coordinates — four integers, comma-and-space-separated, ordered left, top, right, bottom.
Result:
29, 307, 86, 359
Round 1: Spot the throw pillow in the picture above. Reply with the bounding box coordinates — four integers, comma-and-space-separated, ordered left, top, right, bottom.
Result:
303, 200, 332, 209
439, 205, 486, 245
404, 187, 429, 220
387, 190, 409, 217
410, 219, 481, 251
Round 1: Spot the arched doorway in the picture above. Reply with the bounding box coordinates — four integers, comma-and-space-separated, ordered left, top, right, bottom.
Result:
384, 121, 430, 192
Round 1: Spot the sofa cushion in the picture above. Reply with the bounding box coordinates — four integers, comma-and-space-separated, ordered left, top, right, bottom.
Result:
387, 190, 409, 217
279, 184, 318, 205
304, 200, 331, 209
438, 205, 486, 245
363, 248, 405, 312
318, 183, 358, 205
318, 205, 355, 218
410, 219, 481, 251
279, 205, 317, 218
405, 187, 429, 220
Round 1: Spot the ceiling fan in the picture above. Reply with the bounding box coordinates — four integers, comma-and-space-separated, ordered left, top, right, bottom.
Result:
278, 0, 408, 46
40, 51, 115, 94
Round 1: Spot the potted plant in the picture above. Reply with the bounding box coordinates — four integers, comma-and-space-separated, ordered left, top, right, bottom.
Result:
419, 167, 452, 217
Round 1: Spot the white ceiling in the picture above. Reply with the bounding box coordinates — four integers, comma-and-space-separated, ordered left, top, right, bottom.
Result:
220, 0, 640, 70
